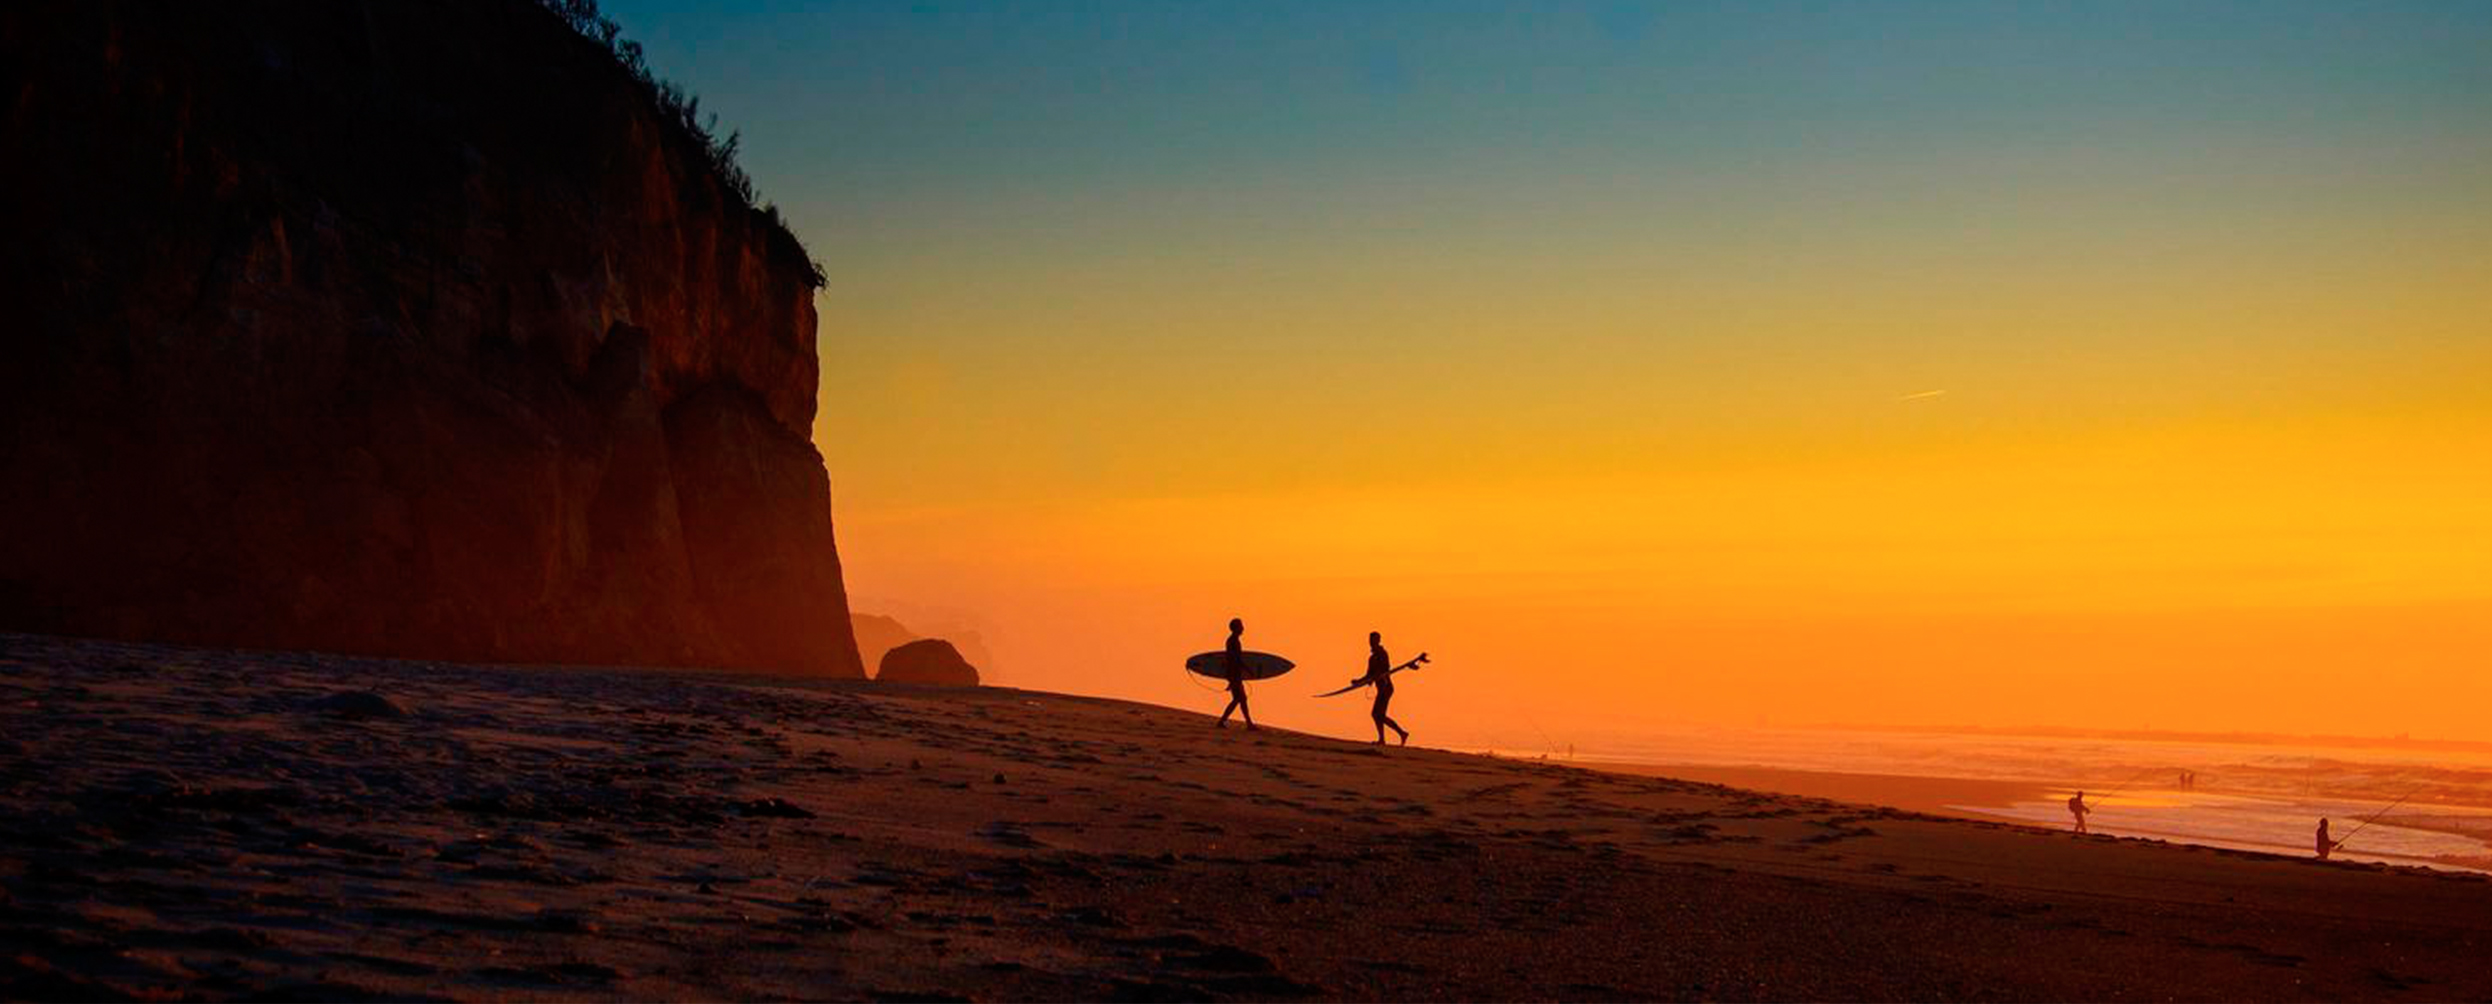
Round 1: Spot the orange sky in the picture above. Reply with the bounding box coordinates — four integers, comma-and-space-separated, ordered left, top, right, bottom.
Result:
647, 2, 2492, 744
826, 394, 2492, 742
810, 162, 2492, 742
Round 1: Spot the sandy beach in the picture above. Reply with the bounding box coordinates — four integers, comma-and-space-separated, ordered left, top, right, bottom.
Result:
7, 631, 2492, 1002
1604, 764, 2046, 821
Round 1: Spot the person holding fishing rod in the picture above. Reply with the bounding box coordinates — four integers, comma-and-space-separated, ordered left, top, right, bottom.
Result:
2317, 784, 2424, 861
2065, 766, 2166, 836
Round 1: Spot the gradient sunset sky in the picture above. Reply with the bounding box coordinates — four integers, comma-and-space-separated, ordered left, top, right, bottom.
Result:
602, 0, 2491, 743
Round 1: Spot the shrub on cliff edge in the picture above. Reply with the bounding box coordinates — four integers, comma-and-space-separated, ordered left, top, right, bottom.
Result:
534, 0, 824, 288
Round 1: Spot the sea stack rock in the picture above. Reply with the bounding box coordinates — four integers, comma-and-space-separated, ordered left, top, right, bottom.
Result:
877, 639, 981, 687
849, 613, 920, 671
0, 0, 863, 676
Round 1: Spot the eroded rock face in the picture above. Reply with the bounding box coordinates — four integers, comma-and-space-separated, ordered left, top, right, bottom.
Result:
877, 639, 981, 687
0, 0, 862, 675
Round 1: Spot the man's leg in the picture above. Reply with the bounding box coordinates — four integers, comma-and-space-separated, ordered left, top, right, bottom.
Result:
1218, 696, 1236, 727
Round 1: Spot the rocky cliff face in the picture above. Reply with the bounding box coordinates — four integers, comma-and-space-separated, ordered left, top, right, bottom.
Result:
0, 0, 863, 675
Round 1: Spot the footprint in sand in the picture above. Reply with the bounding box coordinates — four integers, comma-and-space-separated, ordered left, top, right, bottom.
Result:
977, 822, 1045, 849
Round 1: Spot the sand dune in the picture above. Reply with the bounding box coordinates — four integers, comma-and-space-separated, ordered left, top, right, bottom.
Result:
5, 632, 2490, 1001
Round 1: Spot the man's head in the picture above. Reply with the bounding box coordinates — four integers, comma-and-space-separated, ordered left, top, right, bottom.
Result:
1368, 631, 1381, 647
1229, 618, 1243, 634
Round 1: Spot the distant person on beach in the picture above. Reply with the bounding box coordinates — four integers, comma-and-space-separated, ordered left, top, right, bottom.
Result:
1363, 631, 1410, 746
1216, 618, 1256, 731
2316, 817, 2336, 860
2068, 791, 2091, 833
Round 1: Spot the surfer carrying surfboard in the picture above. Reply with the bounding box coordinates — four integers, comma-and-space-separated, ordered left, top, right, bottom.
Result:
1362, 631, 1410, 745
1217, 618, 1257, 731
1314, 636, 1429, 743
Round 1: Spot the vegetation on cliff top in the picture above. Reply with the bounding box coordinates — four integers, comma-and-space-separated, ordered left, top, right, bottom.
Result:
536, 0, 825, 288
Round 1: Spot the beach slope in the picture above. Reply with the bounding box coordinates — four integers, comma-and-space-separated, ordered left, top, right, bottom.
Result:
4, 633, 2488, 1001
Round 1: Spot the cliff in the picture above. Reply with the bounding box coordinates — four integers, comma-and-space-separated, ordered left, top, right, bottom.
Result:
0, 0, 864, 675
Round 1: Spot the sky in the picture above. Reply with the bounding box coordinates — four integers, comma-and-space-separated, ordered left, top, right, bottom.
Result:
599, 0, 2492, 745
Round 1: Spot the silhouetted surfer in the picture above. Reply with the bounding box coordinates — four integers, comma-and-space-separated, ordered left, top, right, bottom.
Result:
2068, 790, 2091, 833
1363, 631, 1410, 746
2317, 817, 2337, 860
1217, 618, 1256, 731
1314, 637, 1427, 736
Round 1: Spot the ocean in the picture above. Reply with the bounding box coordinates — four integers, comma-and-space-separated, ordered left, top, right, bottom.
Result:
1467, 724, 2492, 873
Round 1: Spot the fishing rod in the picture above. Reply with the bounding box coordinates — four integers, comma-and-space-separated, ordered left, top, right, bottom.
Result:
1521, 713, 1563, 760
2331, 783, 2427, 848
2073, 765, 2167, 805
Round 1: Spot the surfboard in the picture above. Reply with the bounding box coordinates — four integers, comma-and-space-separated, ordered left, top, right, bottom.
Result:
1184, 650, 1295, 681
1314, 652, 1428, 696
